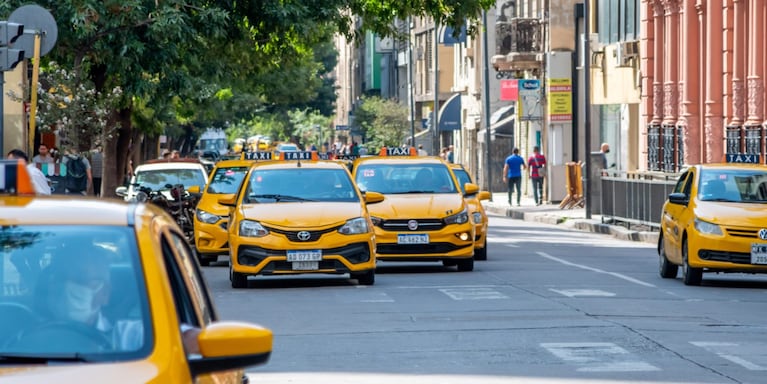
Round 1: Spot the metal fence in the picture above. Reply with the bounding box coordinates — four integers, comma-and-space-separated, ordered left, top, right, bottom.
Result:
599, 170, 680, 229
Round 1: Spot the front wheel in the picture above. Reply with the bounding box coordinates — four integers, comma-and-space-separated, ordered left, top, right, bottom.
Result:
353, 270, 375, 285
474, 239, 488, 261
230, 262, 248, 288
682, 238, 702, 286
457, 257, 474, 272
658, 236, 678, 279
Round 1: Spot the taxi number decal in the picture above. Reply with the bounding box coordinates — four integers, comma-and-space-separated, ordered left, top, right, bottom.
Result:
750, 244, 767, 264
363, 169, 376, 177
287, 250, 322, 261
397, 234, 429, 244
292, 261, 319, 270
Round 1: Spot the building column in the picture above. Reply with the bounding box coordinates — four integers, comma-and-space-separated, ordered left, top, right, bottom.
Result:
652, 1, 665, 125
696, 1, 706, 162
746, 0, 765, 126
640, 0, 655, 170
678, 0, 701, 165
661, 1, 679, 126
729, 0, 747, 128
705, 0, 725, 162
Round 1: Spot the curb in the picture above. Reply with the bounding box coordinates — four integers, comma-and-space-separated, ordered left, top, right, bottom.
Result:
484, 204, 658, 245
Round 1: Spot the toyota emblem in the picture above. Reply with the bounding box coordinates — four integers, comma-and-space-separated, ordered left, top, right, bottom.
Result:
407, 220, 419, 230
297, 231, 311, 241
759, 229, 767, 240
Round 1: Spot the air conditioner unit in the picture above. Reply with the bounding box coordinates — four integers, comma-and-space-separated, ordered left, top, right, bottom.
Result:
615, 40, 639, 67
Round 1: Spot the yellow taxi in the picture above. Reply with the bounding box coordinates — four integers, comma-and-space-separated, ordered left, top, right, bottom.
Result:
659, 155, 767, 285
0, 160, 272, 383
193, 152, 273, 266
225, 151, 384, 288
351, 147, 477, 271
449, 163, 491, 260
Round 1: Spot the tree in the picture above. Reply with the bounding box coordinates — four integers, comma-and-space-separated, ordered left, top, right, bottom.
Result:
352, 96, 409, 151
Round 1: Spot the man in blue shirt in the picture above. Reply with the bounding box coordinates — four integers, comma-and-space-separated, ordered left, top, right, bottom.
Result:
503, 147, 526, 206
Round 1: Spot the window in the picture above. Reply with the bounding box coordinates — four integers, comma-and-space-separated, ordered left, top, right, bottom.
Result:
597, 0, 639, 44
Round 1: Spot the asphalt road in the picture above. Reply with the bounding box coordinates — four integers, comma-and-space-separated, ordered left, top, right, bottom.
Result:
201, 214, 767, 384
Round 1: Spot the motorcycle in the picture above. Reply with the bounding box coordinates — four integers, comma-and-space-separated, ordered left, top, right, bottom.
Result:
133, 183, 200, 243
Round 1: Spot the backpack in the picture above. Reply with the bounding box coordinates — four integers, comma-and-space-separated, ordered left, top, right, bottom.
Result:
65, 155, 88, 192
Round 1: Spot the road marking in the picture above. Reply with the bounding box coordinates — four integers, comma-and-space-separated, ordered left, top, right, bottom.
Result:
691, 341, 767, 370
439, 287, 508, 300
541, 342, 660, 372
549, 289, 616, 297
537, 252, 656, 288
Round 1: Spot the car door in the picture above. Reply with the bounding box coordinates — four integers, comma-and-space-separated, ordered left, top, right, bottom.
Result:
662, 169, 694, 263
161, 228, 242, 384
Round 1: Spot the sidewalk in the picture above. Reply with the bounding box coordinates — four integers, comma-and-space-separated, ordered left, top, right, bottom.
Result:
481, 193, 659, 244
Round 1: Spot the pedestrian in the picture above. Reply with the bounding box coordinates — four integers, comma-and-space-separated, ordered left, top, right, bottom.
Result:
447, 145, 454, 163
527, 146, 547, 206
599, 142, 610, 169
417, 144, 428, 156
502, 147, 526, 206
62, 150, 93, 196
170, 150, 180, 159
91, 147, 103, 196
6, 149, 52, 195
32, 144, 55, 164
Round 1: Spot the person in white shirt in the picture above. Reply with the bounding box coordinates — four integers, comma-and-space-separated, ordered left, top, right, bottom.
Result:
6, 149, 52, 195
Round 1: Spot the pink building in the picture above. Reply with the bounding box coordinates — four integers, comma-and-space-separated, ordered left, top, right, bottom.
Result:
642, 0, 767, 170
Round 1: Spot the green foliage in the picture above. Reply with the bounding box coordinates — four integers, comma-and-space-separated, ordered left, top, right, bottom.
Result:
352, 96, 409, 151
288, 110, 333, 149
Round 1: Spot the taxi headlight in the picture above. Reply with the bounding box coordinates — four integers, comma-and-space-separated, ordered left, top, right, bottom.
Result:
694, 218, 723, 236
339, 217, 370, 235
240, 220, 269, 237
370, 216, 383, 227
196, 209, 221, 224
472, 212, 483, 224
444, 209, 469, 225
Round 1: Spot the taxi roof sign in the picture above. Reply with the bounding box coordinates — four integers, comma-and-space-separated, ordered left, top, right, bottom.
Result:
725, 153, 761, 164
378, 147, 417, 157
242, 151, 273, 161
279, 151, 317, 161
0, 159, 36, 195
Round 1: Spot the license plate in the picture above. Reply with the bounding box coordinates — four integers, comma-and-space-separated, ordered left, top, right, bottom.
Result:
397, 234, 429, 244
292, 261, 318, 270
286, 250, 322, 262
750, 244, 767, 264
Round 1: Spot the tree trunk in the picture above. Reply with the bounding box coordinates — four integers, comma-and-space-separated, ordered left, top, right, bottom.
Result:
104, 108, 134, 198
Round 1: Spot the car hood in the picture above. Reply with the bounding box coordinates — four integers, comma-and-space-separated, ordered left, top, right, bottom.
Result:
0, 361, 158, 383
198, 193, 236, 216
695, 201, 767, 227
240, 202, 364, 227
368, 194, 464, 219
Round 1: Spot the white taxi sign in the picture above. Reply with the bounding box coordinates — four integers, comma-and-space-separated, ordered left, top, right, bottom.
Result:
281, 151, 316, 161
726, 153, 760, 164
0, 159, 36, 195
242, 151, 273, 161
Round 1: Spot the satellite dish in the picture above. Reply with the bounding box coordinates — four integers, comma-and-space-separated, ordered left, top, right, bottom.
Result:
9, 4, 58, 57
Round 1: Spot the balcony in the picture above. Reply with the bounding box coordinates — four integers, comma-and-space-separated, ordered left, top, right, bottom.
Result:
493, 17, 544, 71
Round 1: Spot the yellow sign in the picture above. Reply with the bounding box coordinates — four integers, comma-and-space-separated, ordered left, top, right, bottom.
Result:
547, 78, 572, 122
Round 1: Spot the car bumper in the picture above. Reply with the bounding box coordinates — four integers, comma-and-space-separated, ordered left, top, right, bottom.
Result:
194, 219, 230, 255
688, 230, 767, 272
373, 222, 474, 260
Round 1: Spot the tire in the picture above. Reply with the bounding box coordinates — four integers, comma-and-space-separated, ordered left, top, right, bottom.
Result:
682, 238, 703, 286
199, 256, 213, 267
658, 236, 678, 279
230, 262, 248, 288
354, 270, 375, 285
474, 240, 488, 261
442, 260, 458, 267
457, 257, 474, 272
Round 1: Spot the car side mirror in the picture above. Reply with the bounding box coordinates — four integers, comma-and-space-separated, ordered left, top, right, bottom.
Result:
668, 192, 688, 205
115, 186, 128, 197
477, 191, 491, 201
364, 191, 385, 204
219, 196, 237, 207
188, 185, 201, 194
463, 183, 479, 196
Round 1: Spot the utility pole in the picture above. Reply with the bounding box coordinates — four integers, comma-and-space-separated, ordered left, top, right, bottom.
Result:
584, 0, 592, 219
408, 17, 416, 148
482, 11, 493, 198
433, 20, 440, 154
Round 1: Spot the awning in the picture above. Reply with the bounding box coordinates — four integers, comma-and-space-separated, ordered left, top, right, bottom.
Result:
438, 93, 462, 131
490, 104, 516, 125
439, 25, 467, 45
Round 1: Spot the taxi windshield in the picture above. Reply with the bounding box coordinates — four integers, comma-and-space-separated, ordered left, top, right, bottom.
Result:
355, 163, 458, 194
134, 169, 206, 191
698, 169, 767, 203
207, 166, 248, 194
0, 226, 151, 361
245, 168, 359, 203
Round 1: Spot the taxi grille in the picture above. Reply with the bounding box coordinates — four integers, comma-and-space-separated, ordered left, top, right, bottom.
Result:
698, 250, 751, 264
377, 242, 466, 255
264, 225, 342, 242
237, 242, 371, 266
724, 227, 760, 239
379, 219, 445, 232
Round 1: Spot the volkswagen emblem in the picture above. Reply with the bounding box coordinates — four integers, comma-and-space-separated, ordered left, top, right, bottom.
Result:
407, 220, 419, 230
759, 229, 767, 240
297, 231, 311, 241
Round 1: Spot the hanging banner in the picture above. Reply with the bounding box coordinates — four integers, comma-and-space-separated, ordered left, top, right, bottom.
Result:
518, 79, 542, 121
500, 79, 518, 101
547, 78, 572, 122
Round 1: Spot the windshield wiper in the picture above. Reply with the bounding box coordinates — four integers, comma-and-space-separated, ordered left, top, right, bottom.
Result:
250, 194, 315, 202
704, 198, 739, 202
0, 353, 90, 364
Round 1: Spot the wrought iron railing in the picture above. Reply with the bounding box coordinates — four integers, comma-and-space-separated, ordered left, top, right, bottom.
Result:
647, 124, 660, 171
600, 170, 679, 229
661, 125, 676, 172
647, 124, 684, 172
726, 126, 743, 154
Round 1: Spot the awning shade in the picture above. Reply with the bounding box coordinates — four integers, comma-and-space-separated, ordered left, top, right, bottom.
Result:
438, 93, 462, 131
439, 25, 467, 45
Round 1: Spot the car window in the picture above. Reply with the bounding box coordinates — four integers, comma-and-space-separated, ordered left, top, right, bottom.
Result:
0, 225, 152, 359
355, 163, 457, 194
452, 168, 472, 194
207, 166, 248, 194
698, 168, 767, 203
135, 168, 207, 191
672, 171, 690, 194
161, 231, 216, 328
245, 168, 360, 203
